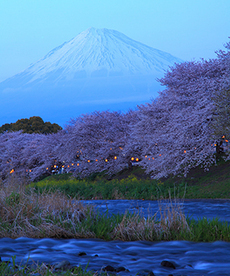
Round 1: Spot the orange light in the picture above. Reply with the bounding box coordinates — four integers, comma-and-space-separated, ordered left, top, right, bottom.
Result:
225, 140, 228, 142
184, 150, 186, 153
110, 148, 112, 150
145, 155, 147, 158
222, 135, 225, 138
62, 165, 64, 168
114, 156, 117, 160
95, 159, 98, 162
159, 154, 161, 156
119, 147, 123, 150
77, 163, 80, 166
29, 170, 31, 172
10, 169, 14, 174
68, 165, 70, 168
214, 144, 216, 146
46, 167, 48, 170
105, 159, 108, 162
88, 160, 90, 163
54, 165, 57, 168
152, 157, 154, 160
136, 158, 139, 162
194, 147, 196, 149
148, 158, 150, 160
131, 157, 134, 161
71, 163, 74, 166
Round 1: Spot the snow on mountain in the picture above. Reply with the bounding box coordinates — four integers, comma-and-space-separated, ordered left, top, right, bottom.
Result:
0, 27, 183, 126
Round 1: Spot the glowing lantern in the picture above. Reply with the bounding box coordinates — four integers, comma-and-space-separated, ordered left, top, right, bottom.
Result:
54, 165, 57, 168
184, 150, 186, 153
131, 157, 134, 161
145, 155, 147, 158
77, 163, 80, 166
222, 135, 225, 138
214, 144, 216, 146
10, 169, 14, 174
88, 160, 90, 163
29, 170, 31, 172
95, 159, 98, 162
71, 163, 74, 166
152, 157, 154, 160
225, 140, 228, 142
68, 165, 70, 168
46, 167, 48, 170
105, 159, 108, 162
136, 158, 139, 162
114, 156, 117, 160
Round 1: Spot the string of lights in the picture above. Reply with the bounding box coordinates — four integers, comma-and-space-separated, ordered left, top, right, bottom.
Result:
8, 138, 229, 175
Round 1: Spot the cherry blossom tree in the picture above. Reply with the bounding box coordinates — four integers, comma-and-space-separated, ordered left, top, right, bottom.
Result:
133, 40, 230, 178
1, 40, 229, 181
56, 110, 137, 178
0, 130, 64, 181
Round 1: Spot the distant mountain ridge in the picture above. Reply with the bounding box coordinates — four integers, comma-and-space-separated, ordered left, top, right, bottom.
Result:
0, 27, 183, 126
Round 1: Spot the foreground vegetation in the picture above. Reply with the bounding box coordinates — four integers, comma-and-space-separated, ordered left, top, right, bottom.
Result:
0, 257, 100, 276
32, 160, 230, 200
1, 175, 230, 242
0, 165, 230, 275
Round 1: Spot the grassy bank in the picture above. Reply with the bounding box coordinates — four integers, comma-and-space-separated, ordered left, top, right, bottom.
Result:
0, 179, 229, 242
0, 176, 230, 275
31, 161, 230, 200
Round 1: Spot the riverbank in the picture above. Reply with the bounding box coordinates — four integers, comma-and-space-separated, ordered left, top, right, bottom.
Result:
0, 179, 229, 242
31, 160, 230, 200
1, 173, 230, 275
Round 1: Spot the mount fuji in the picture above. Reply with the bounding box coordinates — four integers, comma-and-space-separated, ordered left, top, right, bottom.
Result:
0, 27, 182, 126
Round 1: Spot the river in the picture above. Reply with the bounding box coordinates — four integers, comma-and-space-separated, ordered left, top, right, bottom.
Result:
0, 199, 230, 275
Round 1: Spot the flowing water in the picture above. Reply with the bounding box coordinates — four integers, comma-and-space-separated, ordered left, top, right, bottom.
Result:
0, 199, 230, 275
83, 199, 230, 222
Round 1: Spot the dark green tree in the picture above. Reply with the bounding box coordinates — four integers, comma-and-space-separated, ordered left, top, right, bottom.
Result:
0, 116, 62, 134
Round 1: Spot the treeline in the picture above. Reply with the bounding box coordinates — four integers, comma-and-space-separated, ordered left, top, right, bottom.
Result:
1, 39, 230, 182
0, 116, 62, 134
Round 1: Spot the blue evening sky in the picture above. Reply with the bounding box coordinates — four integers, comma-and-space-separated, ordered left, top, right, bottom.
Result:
0, 0, 230, 82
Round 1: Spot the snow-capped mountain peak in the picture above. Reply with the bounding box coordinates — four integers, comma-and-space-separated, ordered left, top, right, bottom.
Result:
0, 27, 183, 127
21, 27, 182, 83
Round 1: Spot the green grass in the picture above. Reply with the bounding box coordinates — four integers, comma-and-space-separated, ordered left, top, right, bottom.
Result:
0, 255, 106, 275
1, 175, 230, 275
30, 160, 230, 200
